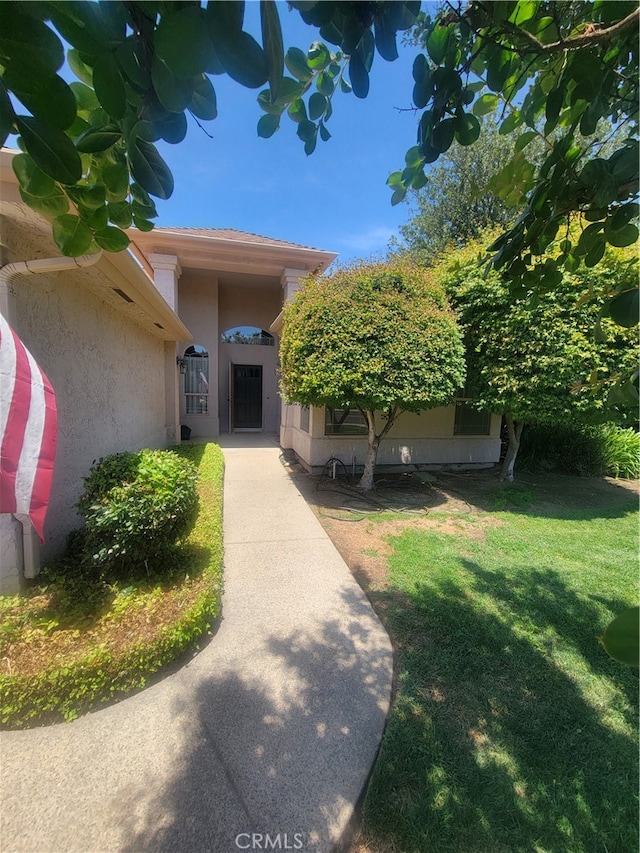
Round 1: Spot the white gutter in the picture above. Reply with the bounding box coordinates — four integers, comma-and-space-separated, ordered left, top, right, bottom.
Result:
0, 252, 103, 321
0, 251, 102, 591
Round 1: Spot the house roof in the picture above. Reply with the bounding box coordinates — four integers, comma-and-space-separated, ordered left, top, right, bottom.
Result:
150, 227, 327, 253
130, 225, 337, 279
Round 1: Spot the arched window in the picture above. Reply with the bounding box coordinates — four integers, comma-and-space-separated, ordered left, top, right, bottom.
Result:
184, 345, 209, 415
221, 326, 274, 346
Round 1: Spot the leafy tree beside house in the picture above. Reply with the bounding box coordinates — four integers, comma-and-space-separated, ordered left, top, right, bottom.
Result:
443, 240, 639, 481
279, 259, 465, 491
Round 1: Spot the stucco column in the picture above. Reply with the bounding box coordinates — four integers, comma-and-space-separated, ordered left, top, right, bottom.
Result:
149, 255, 182, 444
279, 269, 308, 449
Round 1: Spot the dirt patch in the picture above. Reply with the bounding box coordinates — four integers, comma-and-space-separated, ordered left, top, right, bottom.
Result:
288, 464, 639, 596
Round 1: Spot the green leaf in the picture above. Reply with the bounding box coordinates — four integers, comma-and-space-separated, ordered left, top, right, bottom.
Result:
115, 39, 150, 89
68, 184, 106, 210
155, 6, 213, 77
151, 57, 194, 113
545, 87, 563, 124
514, 130, 537, 152
499, 111, 520, 135
287, 98, 307, 123
285, 47, 313, 82
427, 22, 450, 65
94, 225, 130, 253
454, 113, 481, 146
107, 201, 133, 228
128, 136, 174, 200
296, 119, 316, 144
93, 53, 126, 120
19, 184, 69, 218
0, 4, 64, 76
599, 607, 639, 667
432, 119, 456, 153
76, 126, 122, 154
102, 162, 129, 202
132, 216, 155, 232
71, 82, 99, 113
340, 77, 352, 94
6, 70, 77, 131
584, 238, 605, 267
210, 26, 269, 88
508, 1, 538, 25
52, 214, 93, 256
349, 51, 369, 99
206, 0, 245, 35
260, 0, 284, 99
319, 121, 331, 142
605, 223, 639, 248
67, 50, 94, 87
473, 93, 499, 116
609, 288, 639, 327
309, 92, 328, 121
257, 113, 280, 138
317, 71, 334, 97
307, 42, 330, 71
15, 116, 82, 185
12, 153, 55, 197
391, 187, 407, 206
386, 171, 403, 188
156, 111, 188, 145
189, 75, 218, 121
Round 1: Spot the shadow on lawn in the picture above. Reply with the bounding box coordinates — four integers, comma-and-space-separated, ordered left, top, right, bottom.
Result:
364, 562, 639, 853
435, 468, 638, 522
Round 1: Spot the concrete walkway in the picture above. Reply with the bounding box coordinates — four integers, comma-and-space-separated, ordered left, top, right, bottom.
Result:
0, 436, 393, 853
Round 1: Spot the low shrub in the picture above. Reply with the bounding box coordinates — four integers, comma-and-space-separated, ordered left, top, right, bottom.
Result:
519, 423, 639, 479
77, 449, 199, 577
0, 443, 224, 729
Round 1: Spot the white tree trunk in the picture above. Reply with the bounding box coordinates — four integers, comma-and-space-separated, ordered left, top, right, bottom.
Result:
501, 416, 524, 482
357, 408, 397, 491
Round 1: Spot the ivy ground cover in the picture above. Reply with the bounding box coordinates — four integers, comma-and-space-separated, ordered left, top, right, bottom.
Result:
0, 442, 224, 729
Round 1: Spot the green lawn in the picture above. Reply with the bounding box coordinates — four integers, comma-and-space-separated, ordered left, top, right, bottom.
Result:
360, 481, 638, 853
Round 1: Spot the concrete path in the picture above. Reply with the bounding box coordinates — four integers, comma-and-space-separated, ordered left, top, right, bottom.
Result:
0, 436, 393, 853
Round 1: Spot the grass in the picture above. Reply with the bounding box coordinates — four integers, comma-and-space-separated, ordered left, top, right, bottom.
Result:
0, 442, 224, 729
359, 479, 639, 853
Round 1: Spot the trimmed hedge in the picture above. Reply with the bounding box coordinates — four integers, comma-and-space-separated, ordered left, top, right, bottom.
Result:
78, 448, 199, 576
0, 443, 224, 729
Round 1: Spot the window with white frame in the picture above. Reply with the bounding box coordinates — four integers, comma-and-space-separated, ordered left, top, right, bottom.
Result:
299, 405, 310, 433
221, 326, 274, 346
324, 407, 367, 436
184, 345, 209, 415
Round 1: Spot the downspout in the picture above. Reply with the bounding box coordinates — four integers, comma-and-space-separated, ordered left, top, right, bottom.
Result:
0, 252, 102, 590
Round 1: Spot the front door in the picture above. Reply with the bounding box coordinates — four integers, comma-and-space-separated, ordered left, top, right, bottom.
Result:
233, 364, 263, 430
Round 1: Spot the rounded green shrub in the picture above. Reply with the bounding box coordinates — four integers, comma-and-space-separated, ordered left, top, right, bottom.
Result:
77, 449, 199, 576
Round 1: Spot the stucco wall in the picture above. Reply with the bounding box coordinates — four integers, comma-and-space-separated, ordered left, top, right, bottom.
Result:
285, 405, 502, 473
217, 278, 281, 433
2, 217, 167, 560
177, 270, 220, 437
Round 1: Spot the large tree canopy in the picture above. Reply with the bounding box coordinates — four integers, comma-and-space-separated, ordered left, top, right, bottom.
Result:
395, 116, 516, 260
279, 259, 465, 490
0, 1, 637, 318
442, 238, 639, 480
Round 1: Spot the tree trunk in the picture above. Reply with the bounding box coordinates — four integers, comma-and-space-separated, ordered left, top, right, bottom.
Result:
501, 416, 524, 482
357, 407, 398, 491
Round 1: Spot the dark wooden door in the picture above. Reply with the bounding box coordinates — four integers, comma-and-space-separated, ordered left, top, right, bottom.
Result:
233, 365, 263, 429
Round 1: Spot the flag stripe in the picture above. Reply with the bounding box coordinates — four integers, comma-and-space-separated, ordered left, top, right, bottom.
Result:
0, 313, 57, 542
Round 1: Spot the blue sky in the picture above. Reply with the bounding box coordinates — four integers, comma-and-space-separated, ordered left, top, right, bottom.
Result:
154, 3, 426, 262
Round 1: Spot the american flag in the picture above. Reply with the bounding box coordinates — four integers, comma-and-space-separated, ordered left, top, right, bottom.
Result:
0, 313, 57, 542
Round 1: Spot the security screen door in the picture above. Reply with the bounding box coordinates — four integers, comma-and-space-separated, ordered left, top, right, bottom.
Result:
232, 364, 263, 429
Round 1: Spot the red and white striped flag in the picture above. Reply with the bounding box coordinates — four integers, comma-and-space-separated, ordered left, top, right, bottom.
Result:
0, 313, 57, 542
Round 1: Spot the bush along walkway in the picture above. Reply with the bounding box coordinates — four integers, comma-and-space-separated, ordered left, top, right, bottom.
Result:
0, 442, 224, 728
0, 439, 392, 853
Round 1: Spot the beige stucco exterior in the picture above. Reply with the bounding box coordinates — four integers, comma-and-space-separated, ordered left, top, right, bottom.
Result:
282, 405, 502, 474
